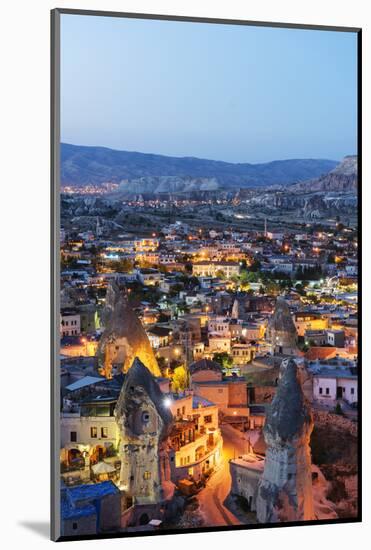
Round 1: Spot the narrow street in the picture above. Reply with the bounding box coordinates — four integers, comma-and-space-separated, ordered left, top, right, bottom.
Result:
197, 424, 251, 527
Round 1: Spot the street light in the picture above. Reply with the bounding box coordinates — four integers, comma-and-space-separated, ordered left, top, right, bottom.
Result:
164, 397, 172, 408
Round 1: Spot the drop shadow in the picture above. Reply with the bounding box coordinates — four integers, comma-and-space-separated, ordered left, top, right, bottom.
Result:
18, 521, 50, 539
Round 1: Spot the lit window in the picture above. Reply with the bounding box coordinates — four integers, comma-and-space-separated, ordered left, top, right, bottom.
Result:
143, 471, 151, 480
90, 427, 97, 438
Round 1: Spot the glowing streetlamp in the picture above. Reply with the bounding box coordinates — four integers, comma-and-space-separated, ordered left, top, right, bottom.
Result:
164, 397, 172, 408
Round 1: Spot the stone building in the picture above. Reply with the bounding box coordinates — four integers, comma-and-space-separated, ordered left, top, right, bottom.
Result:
229, 450, 265, 512
266, 297, 298, 355
61, 481, 121, 537
60, 394, 120, 474
256, 358, 315, 523
189, 358, 249, 420
166, 392, 223, 483
115, 358, 174, 524
97, 282, 161, 378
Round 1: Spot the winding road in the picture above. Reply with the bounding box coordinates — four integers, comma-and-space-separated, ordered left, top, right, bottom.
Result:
197, 424, 250, 527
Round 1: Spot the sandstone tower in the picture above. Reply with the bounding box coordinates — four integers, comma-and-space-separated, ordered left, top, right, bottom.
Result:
97, 282, 161, 378
115, 358, 173, 506
266, 297, 298, 355
256, 358, 314, 523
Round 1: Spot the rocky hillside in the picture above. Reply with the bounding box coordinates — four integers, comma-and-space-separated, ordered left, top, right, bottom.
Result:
61, 143, 338, 189
236, 155, 357, 220
290, 155, 357, 193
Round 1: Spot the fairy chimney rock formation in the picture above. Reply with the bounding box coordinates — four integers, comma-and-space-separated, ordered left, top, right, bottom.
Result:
266, 297, 298, 355
97, 282, 161, 378
256, 358, 315, 523
231, 298, 239, 320
115, 358, 173, 505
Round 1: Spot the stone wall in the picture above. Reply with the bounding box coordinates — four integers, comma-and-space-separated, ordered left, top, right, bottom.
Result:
228, 381, 248, 407
62, 514, 97, 537
99, 493, 122, 532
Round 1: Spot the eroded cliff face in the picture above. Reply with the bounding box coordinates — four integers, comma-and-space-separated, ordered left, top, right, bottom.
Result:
290, 156, 357, 193
311, 411, 358, 519
97, 282, 160, 378
115, 359, 173, 505
256, 358, 314, 523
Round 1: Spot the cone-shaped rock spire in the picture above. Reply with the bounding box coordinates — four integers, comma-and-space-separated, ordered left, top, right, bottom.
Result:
115, 358, 173, 503
97, 282, 161, 378
256, 358, 314, 523
266, 297, 297, 355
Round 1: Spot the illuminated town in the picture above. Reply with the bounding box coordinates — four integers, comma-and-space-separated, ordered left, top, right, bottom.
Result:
59, 160, 358, 536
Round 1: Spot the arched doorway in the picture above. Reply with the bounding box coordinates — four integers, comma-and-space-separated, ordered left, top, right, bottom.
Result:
67, 448, 84, 468
90, 445, 105, 465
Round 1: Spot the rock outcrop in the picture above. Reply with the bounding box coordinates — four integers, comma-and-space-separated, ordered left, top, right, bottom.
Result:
97, 282, 161, 378
115, 358, 173, 505
266, 297, 298, 355
231, 298, 239, 319
290, 155, 357, 193
256, 358, 315, 523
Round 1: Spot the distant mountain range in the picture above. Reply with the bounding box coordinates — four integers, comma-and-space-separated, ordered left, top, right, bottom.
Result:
61, 143, 339, 189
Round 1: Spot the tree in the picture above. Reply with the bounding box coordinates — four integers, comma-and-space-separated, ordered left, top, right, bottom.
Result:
265, 281, 280, 295
171, 365, 189, 392
213, 352, 233, 371
250, 259, 261, 272
107, 258, 133, 273
245, 271, 260, 283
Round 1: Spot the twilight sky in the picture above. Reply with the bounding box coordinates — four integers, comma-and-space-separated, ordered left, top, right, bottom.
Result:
60, 14, 357, 163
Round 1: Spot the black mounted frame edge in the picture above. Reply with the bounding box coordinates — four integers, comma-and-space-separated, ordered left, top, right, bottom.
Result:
53, 7, 361, 33
50, 7, 362, 542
